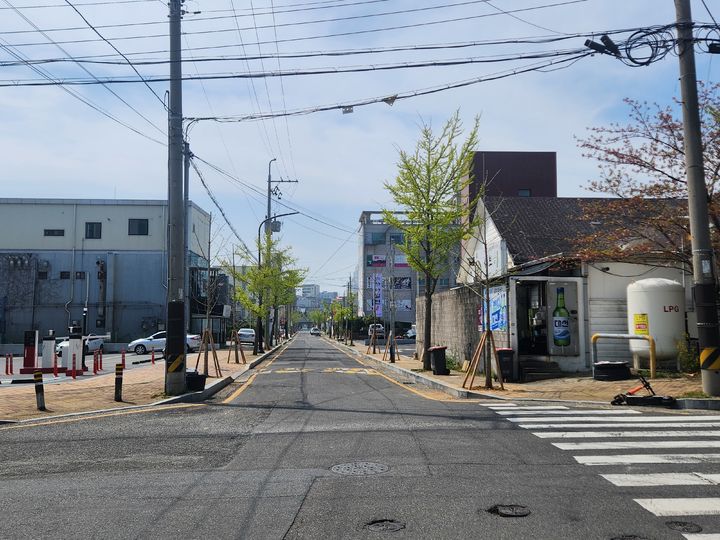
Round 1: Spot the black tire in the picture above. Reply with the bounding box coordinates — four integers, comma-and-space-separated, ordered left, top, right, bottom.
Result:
186, 344, 191, 352
98, 344, 103, 352
134, 344, 147, 355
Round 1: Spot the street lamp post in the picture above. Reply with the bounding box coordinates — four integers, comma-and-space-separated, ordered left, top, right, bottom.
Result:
254, 212, 298, 355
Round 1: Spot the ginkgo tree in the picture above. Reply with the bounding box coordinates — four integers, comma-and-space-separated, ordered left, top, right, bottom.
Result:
383, 111, 481, 370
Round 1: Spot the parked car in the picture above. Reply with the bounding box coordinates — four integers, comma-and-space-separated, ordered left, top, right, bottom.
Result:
405, 325, 417, 340
128, 331, 201, 355
56, 334, 104, 357
310, 327, 321, 336
237, 328, 256, 344
368, 324, 385, 339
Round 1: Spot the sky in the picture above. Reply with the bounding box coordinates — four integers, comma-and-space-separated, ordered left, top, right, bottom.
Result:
0, 0, 718, 293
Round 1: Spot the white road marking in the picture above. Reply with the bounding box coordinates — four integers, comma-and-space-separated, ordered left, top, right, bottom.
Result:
600, 472, 720, 487
497, 409, 641, 416
486, 405, 568, 410
683, 534, 720, 540
575, 454, 720, 466
519, 422, 720, 429
634, 498, 720, 516
481, 403, 517, 407
509, 415, 720, 423
533, 430, 720, 439
556, 440, 720, 451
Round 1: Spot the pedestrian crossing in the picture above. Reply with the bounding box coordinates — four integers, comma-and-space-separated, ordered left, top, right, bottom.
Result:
482, 401, 720, 538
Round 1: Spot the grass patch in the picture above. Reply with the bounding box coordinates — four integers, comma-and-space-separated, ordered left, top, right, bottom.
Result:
636, 369, 694, 379
678, 391, 712, 399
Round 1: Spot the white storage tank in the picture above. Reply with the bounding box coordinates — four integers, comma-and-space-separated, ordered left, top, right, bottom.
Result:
627, 278, 685, 360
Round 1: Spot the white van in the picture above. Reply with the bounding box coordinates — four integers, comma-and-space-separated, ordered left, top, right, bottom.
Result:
368, 324, 385, 338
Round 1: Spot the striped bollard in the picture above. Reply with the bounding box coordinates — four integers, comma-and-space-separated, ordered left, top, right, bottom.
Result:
8, 354, 13, 375
93, 352, 98, 375
99, 349, 103, 371
71, 353, 77, 380
151, 348, 155, 365
4, 354, 8, 375
53, 352, 58, 377
121, 349, 126, 369
114, 364, 123, 402
34, 371, 46, 411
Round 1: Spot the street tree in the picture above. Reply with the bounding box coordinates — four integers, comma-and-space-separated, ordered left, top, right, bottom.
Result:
383, 111, 481, 370
574, 82, 720, 272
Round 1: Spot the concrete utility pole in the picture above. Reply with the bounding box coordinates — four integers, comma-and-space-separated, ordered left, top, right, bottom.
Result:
675, 0, 720, 396
184, 140, 191, 334
165, 0, 186, 395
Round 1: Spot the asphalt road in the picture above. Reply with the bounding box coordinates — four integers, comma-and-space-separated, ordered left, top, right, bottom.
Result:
0, 334, 716, 539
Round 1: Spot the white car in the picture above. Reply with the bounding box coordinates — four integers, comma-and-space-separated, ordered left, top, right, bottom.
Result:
237, 328, 256, 344
56, 334, 104, 357
309, 327, 321, 336
128, 331, 201, 355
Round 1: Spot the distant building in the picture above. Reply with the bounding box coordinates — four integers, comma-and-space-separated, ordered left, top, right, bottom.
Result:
318, 291, 338, 302
0, 198, 212, 343
358, 211, 457, 327
301, 284, 320, 298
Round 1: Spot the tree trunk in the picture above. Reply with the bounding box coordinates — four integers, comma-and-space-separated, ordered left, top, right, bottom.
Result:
423, 283, 432, 371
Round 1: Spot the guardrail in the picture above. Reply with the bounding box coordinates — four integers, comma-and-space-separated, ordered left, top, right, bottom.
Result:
591, 333, 657, 379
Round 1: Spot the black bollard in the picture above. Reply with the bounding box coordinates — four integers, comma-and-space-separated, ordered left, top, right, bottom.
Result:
114, 363, 123, 402
34, 371, 46, 411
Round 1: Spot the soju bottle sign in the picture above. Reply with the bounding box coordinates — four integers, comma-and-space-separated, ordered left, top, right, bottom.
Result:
553, 287, 571, 346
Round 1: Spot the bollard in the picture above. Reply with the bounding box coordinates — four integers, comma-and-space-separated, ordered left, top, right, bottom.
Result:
114, 363, 123, 402
121, 349, 126, 369
8, 354, 13, 375
71, 353, 77, 380
34, 371, 46, 411
151, 348, 155, 365
4, 354, 8, 375
99, 349, 103, 371
93, 352, 98, 375
53, 352, 58, 377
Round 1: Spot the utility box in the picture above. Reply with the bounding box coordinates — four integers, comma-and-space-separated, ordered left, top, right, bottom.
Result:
496, 348, 517, 382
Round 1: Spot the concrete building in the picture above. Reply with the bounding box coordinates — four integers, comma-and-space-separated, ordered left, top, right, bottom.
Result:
0, 198, 211, 344
301, 284, 320, 298
357, 211, 457, 328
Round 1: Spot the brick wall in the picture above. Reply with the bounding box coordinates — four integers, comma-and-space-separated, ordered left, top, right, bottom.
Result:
416, 286, 511, 366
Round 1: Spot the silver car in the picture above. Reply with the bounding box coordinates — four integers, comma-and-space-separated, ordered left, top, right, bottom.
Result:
128, 331, 201, 355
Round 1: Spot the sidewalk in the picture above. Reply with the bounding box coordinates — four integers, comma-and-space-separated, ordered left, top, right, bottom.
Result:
339, 338, 717, 409
0, 345, 278, 422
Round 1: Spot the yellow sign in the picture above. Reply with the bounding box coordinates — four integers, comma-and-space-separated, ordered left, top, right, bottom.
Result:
633, 313, 649, 335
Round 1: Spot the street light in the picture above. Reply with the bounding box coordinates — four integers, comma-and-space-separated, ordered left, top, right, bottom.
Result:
254, 211, 298, 355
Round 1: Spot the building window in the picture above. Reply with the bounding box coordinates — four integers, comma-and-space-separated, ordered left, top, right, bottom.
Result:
439, 277, 450, 287
389, 233, 404, 244
44, 229, 64, 237
75, 271, 86, 280
38, 271, 48, 280
128, 218, 149, 236
518, 189, 531, 197
85, 222, 102, 239
60, 271, 71, 279
366, 232, 385, 245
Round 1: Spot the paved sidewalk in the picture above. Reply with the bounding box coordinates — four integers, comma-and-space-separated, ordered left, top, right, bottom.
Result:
338, 338, 712, 406
0, 346, 274, 422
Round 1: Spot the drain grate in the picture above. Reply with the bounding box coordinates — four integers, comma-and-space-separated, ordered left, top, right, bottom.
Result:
331, 462, 389, 476
666, 521, 702, 533
487, 504, 531, 518
365, 519, 406, 532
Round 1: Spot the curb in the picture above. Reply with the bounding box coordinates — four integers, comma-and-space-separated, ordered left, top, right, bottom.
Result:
334, 340, 720, 410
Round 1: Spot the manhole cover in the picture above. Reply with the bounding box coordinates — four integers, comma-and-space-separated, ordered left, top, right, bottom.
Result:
487, 504, 531, 518
365, 519, 406, 532
331, 462, 389, 476
666, 521, 702, 533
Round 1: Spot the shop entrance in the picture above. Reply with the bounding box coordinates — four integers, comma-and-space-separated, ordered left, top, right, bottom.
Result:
516, 281, 548, 356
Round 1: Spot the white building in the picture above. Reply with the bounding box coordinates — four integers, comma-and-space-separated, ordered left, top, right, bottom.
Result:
0, 198, 210, 343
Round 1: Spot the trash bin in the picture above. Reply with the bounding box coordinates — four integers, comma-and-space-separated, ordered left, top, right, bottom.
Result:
429, 346, 449, 375
496, 348, 516, 382
186, 370, 207, 392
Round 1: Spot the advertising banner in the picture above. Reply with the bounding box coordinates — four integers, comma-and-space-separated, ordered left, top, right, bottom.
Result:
374, 273, 383, 317
393, 277, 412, 290
366, 254, 387, 267
394, 254, 410, 267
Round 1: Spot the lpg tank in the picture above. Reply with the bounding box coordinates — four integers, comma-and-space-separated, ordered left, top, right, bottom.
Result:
627, 278, 685, 360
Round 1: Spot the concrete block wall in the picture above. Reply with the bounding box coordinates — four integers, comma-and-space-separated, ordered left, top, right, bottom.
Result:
416, 287, 487, 366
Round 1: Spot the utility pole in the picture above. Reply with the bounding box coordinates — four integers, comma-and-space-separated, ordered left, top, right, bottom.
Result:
349, 274, 354, 345
165, 0, 186, 395
204, 214, 212, 376
675, 0, 720, 396
183, 141, 191, 334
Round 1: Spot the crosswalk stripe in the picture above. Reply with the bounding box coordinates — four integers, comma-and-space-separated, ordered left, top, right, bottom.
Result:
601, 472, 720, 487
556, 440, 720, 451
683, 534, 720, 539
534, 430, 720, 439
486, 405, 568, 410
509, 415, 720, 423
497, 409, 641, 416
575, 454, 720, 465
519, 422, 720, 429
634, 498, 720, 516
481, 403, 517, 407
